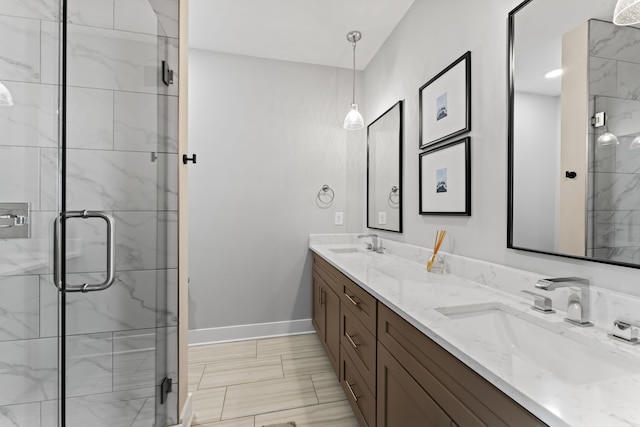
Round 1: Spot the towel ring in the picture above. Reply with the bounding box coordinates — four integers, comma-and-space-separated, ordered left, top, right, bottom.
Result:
388, 185, 400, 206
317, 185, 335, 204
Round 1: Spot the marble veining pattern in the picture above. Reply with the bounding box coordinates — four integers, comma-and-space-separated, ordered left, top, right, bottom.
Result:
310, 235, 640, 427
589, 20, 640, 262
0, 15, 41, 82
0, 275, 40, 341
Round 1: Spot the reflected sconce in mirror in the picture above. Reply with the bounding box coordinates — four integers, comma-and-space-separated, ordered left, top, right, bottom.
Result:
592, 111, 619, 147
0, 81, 13, 106
344, 31, 364, 130
631, 136, 640, 150
614, 0, 640, 25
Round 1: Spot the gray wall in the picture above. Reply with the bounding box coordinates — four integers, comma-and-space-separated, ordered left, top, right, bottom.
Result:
188, 50, 365, 331
513, 91, 560, 253
363, 0, 640, 298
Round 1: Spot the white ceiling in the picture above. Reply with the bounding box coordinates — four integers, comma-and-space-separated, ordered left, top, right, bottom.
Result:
188, 0, 416, 70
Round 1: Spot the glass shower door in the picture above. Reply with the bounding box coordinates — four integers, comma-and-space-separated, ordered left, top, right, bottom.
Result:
57, 1, 179, 426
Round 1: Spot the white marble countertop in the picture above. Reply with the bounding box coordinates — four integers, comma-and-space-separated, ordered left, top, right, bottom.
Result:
310, 243, 640, 427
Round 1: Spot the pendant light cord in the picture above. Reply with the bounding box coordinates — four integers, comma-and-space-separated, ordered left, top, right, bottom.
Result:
352, 40, 356, 104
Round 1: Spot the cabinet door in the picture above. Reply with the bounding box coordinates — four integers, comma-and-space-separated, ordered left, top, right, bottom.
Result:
312, 272, 325, 339
378, 344, 452, 427
324, 284, 341, 374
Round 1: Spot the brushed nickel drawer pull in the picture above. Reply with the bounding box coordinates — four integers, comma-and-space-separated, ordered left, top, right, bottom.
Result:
345, 332, 359, 349
344, 293, 359, 307
345, 381, 359, 402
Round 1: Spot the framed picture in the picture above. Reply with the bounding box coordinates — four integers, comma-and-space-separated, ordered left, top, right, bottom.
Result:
419, 137, 470, 216
419, 51, 471, 149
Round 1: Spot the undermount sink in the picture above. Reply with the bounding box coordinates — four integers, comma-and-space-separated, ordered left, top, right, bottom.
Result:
435, 302, 635, 385
330, 247, 360, 254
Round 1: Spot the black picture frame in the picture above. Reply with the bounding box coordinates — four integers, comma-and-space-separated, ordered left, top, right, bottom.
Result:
419, 137, 471, 216
419, 51, 471, 149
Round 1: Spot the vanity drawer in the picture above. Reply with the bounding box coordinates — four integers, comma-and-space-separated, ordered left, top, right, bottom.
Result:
313, 254, 342, 294
340, 273, 377, 335
341, 305, 377, 395
377, 303, 545, 427
341, 344, 376, 427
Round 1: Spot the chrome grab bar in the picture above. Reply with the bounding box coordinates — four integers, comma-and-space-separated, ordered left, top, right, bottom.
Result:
53, 210, 116, 293
0, 214, 28, 228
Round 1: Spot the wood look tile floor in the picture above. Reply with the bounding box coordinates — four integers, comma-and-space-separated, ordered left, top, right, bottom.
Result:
189, 333, 359, 427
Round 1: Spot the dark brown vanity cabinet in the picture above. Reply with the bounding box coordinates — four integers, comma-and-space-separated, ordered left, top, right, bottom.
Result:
312, 255, 341, 374
312, 253, 546, 427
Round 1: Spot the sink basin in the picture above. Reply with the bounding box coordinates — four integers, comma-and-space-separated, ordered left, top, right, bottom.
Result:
436, 302, 634, 385
330, 247, 360, 254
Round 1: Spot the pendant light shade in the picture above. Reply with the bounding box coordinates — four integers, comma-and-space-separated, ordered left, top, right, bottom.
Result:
0, 81, 13, 107
344, 103, 364, 130
597, 132, 620, 147
614, 0, 640, 25
344, 30, 364, 130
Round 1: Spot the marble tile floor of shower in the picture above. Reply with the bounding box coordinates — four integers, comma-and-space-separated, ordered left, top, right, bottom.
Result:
188, 333, 359, 427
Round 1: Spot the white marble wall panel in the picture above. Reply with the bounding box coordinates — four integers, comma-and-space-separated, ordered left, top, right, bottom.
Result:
114, 92, 178, 153
39, 20, 60, 86
590, 57, 617, 97
156, 269, 178, 327
0, 146, 41, 209
593, 172, 640, 211
113, 329, 155, 391
156, 153, 178, 211
114, 211, 158, 271
0, 0, 58, 21
157, 211, 178, 269
0, 211, 57, 277
596, 97, 640, 138
593, 210, 615, 248
590, 20, 640, 64
0, 16, 41, 82
67, 87, 114, 150
44, 24, 162, 94
614, 210, 640, 247
68, 0, 114, 29
617, 61, 640, 100
591, 142, 616, 173
152, 0, 179, 38
66, 333, 113, 397
41, 388, 153, 427
0, 275, 39, 341
0, 337, 57, 406
40, 270, 158, 336
0, 402, 41, 427
594, 247, 640, 264
114, 0, 159, 35
40, 148, 160, 211
616, 136, 640, 173
0, 81, 58, 148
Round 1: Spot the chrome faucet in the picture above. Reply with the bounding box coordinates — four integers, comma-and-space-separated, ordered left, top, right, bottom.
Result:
520, 290, 555, 313
535, 277, 592, 327
358, 234, 382, 253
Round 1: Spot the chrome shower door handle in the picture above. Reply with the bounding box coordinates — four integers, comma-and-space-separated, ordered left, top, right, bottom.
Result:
53, 210, 116, 293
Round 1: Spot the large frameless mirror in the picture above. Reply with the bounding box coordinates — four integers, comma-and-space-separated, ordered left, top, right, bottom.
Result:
508, 0, 640, 268
367, 100, 403, 233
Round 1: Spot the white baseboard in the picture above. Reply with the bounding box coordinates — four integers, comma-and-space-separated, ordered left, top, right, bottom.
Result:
168, 392, 193, 427
189, 319, 314, 346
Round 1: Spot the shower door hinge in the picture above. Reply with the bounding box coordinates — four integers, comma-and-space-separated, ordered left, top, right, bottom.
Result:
160, 377, 173, 404
162, 60, 174, 86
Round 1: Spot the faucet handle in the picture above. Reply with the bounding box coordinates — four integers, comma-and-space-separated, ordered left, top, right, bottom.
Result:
520, 290, 555, 313
608, 320, 640, 345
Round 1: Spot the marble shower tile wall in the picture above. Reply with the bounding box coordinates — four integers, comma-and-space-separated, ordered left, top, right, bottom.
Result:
589, 20, 640, 264
0, 0, 179, 424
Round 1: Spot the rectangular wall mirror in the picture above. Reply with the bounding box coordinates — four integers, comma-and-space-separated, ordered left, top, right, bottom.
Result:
367, 100, 404, 233
508, 0, 640, 268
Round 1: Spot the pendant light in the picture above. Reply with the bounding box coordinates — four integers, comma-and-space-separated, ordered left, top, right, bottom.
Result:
0, 81, 13, 107
344, 30, 364, 130
614, 0, 640, 25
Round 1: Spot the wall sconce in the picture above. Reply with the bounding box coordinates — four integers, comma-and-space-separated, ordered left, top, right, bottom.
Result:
0, 81, 13, 106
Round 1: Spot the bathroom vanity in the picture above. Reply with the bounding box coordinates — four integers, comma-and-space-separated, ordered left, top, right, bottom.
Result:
310, 235, 640, 427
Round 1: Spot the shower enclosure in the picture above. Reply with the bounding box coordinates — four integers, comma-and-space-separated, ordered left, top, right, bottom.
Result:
0, 1, 180, 425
